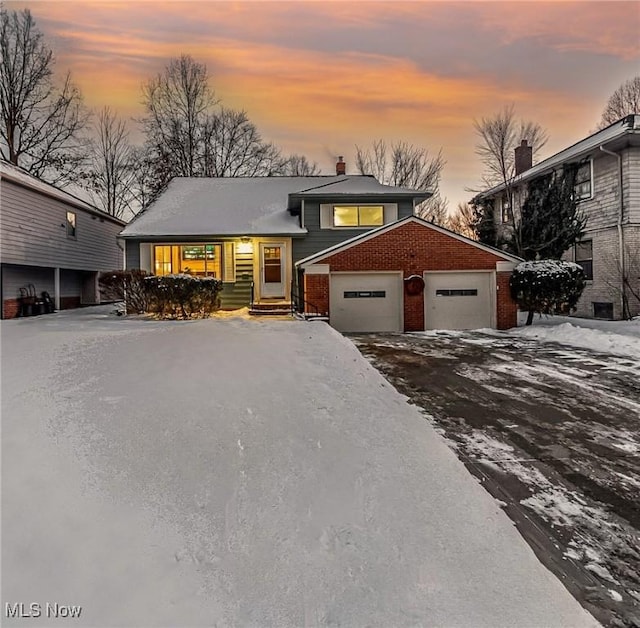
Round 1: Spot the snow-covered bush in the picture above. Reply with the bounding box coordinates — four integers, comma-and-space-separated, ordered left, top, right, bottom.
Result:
99, 269, 150, 314
144, 274, 222, 318
510, 260, 586, 325
99, 271, 223, 318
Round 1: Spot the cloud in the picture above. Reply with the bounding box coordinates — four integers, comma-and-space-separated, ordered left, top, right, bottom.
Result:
6, 0, 634, 207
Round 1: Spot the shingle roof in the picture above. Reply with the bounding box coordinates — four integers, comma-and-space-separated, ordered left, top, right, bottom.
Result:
119, 175, 430, 238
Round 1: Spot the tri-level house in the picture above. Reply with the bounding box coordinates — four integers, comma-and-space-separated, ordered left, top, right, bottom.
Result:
0, 161, 125, 319
120, 159, 521, 332
473, 115, 640, 319
119, 159, 428, 310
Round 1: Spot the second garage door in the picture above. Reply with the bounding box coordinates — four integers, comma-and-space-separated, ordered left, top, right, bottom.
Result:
424, 271, 494, 330
330, 272, 402, 332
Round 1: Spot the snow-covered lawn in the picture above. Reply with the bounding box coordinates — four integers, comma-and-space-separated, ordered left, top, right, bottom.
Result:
512, 312, 640, 360
1, 306, 598, 627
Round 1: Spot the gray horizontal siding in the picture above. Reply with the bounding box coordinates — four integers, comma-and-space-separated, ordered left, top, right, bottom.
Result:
1, 264, 55, 301
1, 179, 123, 271
293, 197, 415, 262
125, 240, 140, 269
220, 251, 253, 309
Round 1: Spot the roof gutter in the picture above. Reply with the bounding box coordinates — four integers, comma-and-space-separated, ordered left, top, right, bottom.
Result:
599, 144, 626, 318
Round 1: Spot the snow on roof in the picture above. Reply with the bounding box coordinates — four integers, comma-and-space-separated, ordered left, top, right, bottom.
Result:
293, 176, 432, 198
476, 114, 640, 199
120, 175, 429, 238
0, 160, 125, 225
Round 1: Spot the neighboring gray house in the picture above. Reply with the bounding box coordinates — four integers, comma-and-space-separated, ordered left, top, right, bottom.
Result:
119, 160, 429, 311
474, 115, 640, 319
0, 161, 125, 319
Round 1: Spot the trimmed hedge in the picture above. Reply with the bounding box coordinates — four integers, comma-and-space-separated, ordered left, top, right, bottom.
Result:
509, 260, 586, 324
99, 271, 223, 318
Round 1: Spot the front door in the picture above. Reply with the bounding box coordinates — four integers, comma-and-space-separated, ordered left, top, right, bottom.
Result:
260, 243, 285, 298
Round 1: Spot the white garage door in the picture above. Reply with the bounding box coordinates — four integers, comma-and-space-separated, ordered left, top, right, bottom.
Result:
330, 273, 402, 332
424, 272, 494, 330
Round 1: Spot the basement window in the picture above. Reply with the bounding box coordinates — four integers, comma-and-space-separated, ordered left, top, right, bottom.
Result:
593, 302, 613, 319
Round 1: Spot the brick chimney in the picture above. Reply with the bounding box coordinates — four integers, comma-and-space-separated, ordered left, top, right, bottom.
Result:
514, 139, 533, 175
336, 156, 346, 176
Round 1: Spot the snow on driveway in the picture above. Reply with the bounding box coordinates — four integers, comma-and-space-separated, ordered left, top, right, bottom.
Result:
1, 307, 599, 627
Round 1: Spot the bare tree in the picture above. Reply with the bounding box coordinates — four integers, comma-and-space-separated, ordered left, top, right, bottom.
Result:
0, 6, 88, 184
202, 107, 283, 177
603, 244, 640, 319
598, 76, 640, 129
85, 108, 134, 219
128, 145, 157, 211
141, 54, 216, 181
418, 193, 448, 225
447, 202, 477, 239
280, 153, 320, 176
355, 139, 446, 222
473, 104, 548, 190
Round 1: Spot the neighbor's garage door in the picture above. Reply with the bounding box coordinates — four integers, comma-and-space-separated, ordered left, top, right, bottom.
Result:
424, 272, 494, 330
330, 272, 402, 332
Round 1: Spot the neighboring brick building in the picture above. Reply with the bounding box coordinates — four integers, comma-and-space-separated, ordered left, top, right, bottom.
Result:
297, 216, 521, 332
474, 115, 640, 320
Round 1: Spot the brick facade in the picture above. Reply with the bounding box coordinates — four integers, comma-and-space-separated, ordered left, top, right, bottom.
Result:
3, 298, 20, 319
303, 220, 518, 330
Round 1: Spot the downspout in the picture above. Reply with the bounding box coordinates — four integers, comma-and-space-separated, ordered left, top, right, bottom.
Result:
599, 145, 626, 318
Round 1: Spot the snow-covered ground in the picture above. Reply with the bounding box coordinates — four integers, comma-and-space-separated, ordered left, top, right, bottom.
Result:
513, 312, 640, 360
1, 306, 599, 627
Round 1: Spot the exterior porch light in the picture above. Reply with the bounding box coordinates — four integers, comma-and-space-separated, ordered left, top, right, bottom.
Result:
237, 237, 253, 254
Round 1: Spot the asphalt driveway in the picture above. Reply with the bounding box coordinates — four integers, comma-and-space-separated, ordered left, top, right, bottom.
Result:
1, 307, 599, 627
351, 329, 640, 628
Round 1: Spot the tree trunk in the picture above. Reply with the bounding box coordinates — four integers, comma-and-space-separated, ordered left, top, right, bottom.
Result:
526, 310, 535, 326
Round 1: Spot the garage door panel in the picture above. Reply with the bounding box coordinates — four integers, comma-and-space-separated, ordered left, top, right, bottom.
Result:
424, 272, 493, 330
330, 273, 402, 333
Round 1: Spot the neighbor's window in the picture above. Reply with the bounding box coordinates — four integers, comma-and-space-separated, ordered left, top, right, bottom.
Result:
575, 240, 593, 280
573, 162, 592, 201
500, 197, 510, 223
66, 211, 76, 238
333, 205, 384, 227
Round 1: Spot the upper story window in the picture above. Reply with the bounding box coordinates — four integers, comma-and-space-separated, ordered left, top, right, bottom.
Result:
573, 162, 592, 201
500, 197, 511, 223
66, 211, 76, 238
575, 239, 593, 280
333, 205, 384, 227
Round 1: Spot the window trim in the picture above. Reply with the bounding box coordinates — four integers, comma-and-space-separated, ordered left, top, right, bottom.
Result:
499, 197, 511, 224
332, 205, 385, 228
575, 239, 593, 281
66, 211, 77, 239
152, 242, 232, 279
573, 160, 593, 202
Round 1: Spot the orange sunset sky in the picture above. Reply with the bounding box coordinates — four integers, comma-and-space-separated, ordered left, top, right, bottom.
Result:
6, 1, 640, 210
